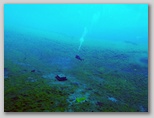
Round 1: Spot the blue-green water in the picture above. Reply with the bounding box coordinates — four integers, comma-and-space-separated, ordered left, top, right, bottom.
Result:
4, 4, 148, 112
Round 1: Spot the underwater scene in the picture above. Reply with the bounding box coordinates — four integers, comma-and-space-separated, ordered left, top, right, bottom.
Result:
4, 4, 148, 112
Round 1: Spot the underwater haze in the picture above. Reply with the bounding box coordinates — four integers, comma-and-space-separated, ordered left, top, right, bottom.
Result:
4, 4, 148, 112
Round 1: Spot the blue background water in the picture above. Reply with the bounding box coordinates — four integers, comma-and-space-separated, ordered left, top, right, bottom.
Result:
4, 4, 148, 44
4, 4, 148, 112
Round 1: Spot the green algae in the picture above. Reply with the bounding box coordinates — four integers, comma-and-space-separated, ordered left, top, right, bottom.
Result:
5, 79, 69, 112
4, 55, 148, 112
4, 66, 69, 112
76, 97, 86, 103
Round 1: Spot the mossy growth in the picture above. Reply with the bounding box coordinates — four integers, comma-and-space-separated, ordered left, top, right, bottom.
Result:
4, 72, 69, 112
76, 97, 86, 103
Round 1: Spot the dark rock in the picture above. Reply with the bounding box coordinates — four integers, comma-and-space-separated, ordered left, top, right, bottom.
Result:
31, 70, 35, 72
55, 74, 67, 81
75, 55, 84, 61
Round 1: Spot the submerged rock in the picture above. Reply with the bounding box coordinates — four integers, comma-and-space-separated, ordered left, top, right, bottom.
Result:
31, 70, 35, 72
55, 74, 67, 81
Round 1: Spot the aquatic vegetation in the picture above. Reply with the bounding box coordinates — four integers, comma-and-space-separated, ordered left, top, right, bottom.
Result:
4, 65, 69, 112
76, 97, 86, 103
4, 43, 148, 112
5, 80, 69, 111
